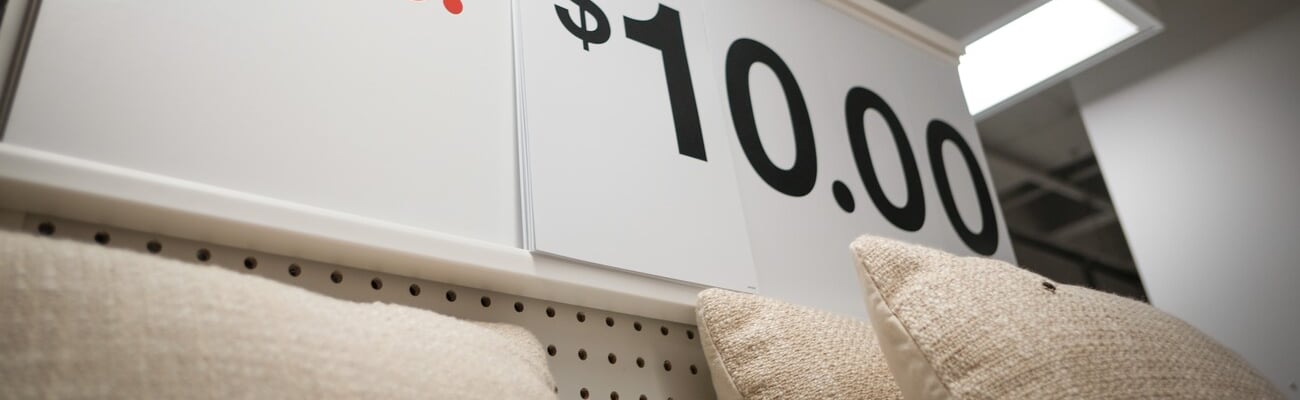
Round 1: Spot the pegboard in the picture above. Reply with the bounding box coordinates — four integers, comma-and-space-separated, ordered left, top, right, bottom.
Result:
12, 214, 716, 400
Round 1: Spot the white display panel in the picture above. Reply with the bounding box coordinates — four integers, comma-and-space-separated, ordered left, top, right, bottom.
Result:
4, 0, 521, 246
518, 0, 1013, 315
514, 0, 758, 291
4, 0, 1011, 319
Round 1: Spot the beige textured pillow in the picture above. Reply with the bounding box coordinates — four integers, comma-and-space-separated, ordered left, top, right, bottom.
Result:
696, 288, 903, 400
850, 235, 1283, 400
0, 230, 556, 399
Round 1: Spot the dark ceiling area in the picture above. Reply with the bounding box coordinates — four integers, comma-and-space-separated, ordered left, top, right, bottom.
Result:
868, 0, 1300, 301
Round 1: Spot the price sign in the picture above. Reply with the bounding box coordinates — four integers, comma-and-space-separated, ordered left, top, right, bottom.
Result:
515, 0, 1013, 308
515, 0, 757, 291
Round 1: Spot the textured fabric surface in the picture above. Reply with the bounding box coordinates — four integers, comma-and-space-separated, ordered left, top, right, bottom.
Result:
851, 235, 1284, 400
696, 288, 903, 400
0, 230, 556, 399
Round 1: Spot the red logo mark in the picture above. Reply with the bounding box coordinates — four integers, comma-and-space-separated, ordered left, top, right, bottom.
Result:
411, 0, 462, 15
444, 0, 463, 15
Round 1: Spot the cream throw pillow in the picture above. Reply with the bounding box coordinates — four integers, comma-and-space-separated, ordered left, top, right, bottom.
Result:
851, 235, 1283, 400
0, 230, 556, 399
696, 288, 903, 400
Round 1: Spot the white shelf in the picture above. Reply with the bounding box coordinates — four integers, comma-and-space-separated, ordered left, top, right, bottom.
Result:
0, 143, 705, 324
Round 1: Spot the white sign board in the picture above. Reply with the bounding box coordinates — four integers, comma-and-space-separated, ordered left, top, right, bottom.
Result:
516, 0, 1014, 304
514, 0, 758, 291
5, 0, 523, 247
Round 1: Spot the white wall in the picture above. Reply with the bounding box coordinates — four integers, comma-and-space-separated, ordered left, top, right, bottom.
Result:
1075, 5, 1300, 394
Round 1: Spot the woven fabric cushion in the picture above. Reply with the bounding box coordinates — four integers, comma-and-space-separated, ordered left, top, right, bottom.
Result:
696, 288, 903, 400
850, 235, 1283, 400
0, 230, 556, 399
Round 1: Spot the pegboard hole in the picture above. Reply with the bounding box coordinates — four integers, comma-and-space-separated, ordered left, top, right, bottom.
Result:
547, 345, 557, 356
195, 248, 212, 262
146, 240, 162, 254
607, 353, 617, 364
288, 264, 301, 277
610, 392, 619, 400
633, 321, 643, 331
580, 388, 590, 399
660, 326, 670, 336
408, 284, 421, 296
243, 256, 258, 270
93, 231, 111, 245
639, 395, 647, 400
330, 270, 343, 284
635, 357, 645, 368
514, 301, 525, 312
370, 278, 383, 290
686, 330, 695, 340
480, 296, 492, 308
663, 360, 672, 371
690, 364, 698, 375
578, 349, 588, 360
37, 222, 55, 235
576, 312, 586, 322
546, 307, 556, 318
605, 317, 615, 327
445, 290, 457, 302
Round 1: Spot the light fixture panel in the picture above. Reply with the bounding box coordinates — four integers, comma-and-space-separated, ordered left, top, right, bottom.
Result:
959, 0, 1162, 119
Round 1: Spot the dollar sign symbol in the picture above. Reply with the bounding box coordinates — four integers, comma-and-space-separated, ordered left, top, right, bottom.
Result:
554, 0, 610, 51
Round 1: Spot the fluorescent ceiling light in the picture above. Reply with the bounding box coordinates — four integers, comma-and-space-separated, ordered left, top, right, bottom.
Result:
959, 0, 1157, 117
